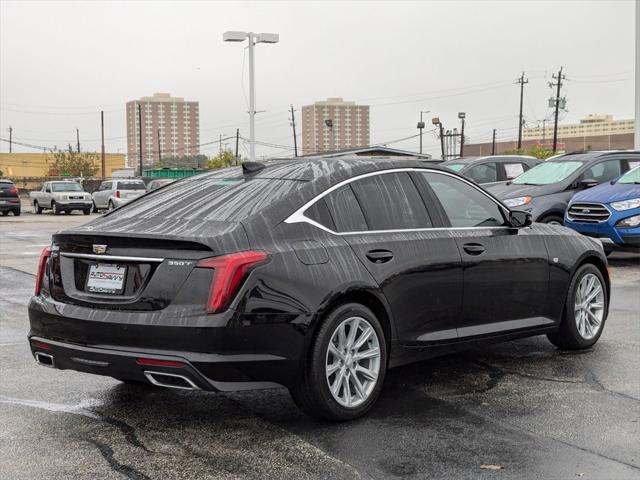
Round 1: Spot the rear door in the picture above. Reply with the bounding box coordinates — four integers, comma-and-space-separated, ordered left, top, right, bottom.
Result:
418, 170, 551, 337
94, 181, 111, 208
323, 171, 463, 344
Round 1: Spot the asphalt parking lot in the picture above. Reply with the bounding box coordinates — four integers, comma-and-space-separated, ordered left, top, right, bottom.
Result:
1, 212, 639, 479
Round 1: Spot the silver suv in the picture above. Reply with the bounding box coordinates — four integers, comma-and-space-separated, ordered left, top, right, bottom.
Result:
92, 179, 147, 212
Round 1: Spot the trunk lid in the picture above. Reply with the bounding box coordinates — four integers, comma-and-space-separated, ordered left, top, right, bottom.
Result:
50, 218, 249, 311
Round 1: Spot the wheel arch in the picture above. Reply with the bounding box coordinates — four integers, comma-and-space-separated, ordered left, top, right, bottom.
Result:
574, 253, 611, 300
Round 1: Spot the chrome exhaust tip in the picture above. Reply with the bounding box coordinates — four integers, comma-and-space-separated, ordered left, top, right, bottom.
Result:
34, 352, 55, 368
143, 371, 200, 390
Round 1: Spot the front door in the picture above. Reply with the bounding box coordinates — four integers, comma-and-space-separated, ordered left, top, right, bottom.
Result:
417, 171, 551, 337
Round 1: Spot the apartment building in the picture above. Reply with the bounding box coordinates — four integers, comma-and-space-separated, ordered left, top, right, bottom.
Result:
126, 93, 200, 166
301, 97, 370, 155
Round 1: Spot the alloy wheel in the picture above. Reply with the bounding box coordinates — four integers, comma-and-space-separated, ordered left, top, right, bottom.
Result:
574, 273, 605, 340
325, 316, 381, 408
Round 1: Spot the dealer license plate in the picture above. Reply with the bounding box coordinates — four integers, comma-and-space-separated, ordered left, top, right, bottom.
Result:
87, 263, 126, 294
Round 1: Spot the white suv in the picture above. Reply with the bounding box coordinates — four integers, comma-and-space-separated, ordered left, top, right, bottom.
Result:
92, 179, 147, 212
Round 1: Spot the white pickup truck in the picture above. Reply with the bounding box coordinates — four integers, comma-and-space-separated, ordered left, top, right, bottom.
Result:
30, 180, 93, 215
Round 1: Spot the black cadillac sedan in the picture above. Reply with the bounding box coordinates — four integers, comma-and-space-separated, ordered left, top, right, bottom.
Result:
29, 158, 610, 420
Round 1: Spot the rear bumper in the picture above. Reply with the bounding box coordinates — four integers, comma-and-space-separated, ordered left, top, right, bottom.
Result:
0, 199, 20, 210
28, 296, 310, 390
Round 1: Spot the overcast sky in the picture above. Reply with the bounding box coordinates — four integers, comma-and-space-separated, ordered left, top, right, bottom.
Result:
0, 0, 636, 159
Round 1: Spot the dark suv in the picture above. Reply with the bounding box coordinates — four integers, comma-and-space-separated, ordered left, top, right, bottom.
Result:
0, 179, 21, 216
487, 150, 640, 225
29, 158, 609, 420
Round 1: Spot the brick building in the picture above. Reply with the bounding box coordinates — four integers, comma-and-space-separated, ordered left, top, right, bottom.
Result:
126, 93, 200, 167
302, 98, 369, 155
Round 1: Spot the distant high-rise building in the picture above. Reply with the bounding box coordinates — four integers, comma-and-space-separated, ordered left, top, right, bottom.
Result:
126, 93, 200, 167
301, 97, 370, 155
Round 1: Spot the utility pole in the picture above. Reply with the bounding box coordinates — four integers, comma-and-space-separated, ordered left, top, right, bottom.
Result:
431, 117, 445, 160
492, 129, 497, 155
235, 128, 240, 165
137, 103, 143, 177
76, 128, 81, 153
516, 72, 528, 149
8, 126, 12, 153
290, 104, 298, 157
100, 111, 106, 179
157, 128, 162, 165
549, 67, 565, 153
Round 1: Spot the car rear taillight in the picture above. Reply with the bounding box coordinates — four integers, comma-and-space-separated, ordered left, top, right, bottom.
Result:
8, 187, 17, 195
136, 358, 186, 368
35, 246, 52, 295
196, 251, 268, 313
115, 190, 121, 198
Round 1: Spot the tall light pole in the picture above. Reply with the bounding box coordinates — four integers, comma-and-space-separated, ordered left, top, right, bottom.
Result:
458, 112, 466, 157
432, 117, 445, 160
417, 110, 430, 154
223, 31, 279, 162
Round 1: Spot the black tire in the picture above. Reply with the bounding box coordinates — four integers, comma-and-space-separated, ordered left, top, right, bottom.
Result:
83, 208, 91, 215
13, 209, 21, 216
52, 201, 61, 215
108, 201, 115, 211
547, 263, 608, 350
92, 201, 99, 213
289, 302, 387, 421
34, 201, 43, 214
540, 214, 564, 226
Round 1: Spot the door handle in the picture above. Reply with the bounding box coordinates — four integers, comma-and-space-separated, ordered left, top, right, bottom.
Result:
462, 243, 485, 255
366, 249, 394, 264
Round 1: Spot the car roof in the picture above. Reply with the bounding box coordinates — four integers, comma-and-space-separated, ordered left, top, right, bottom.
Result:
189, 156, 445, 183
549, 150, 640, 163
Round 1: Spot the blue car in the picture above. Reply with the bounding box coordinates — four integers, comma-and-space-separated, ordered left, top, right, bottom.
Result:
565, 167, 640, 253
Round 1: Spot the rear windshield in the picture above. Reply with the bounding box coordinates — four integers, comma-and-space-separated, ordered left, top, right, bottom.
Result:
512, 161, 582, 185
118, 181, 146, 190
108, 177, 302, 221
0, 182, 15, 190
52, 183, 82, 192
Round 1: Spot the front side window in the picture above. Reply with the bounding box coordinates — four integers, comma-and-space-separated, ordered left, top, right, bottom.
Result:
350, 172, 431, 230
421, 172, 506, 227
503, 163, 526, 180
582, 159, 622, 183
512, 161, 582, 185
466, 163, 497, 183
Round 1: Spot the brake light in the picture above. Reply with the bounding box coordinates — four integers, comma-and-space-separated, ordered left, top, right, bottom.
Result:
8, 187, 17, 195
196, 251, 268, 313
31, 340, 51, 350
35, 246, 51, 295
115, 190, 121, 198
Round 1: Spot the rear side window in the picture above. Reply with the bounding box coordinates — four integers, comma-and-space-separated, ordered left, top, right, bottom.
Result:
304, 198, 336, 231
117, 181, 146, 190
350, 172, 431, 230
323, 185, 368, 233
421, 172, 506, 228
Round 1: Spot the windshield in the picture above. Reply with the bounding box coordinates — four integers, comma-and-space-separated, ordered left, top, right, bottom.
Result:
444, 163, 465, 172
618, 166, 640, 184
52, 183, 82, 192
118, 181, 146, 190
512, 161, 583, 185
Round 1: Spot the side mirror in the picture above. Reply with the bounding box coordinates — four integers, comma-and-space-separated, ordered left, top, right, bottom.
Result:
509, 210, 532, 228
579, 178, 599, 189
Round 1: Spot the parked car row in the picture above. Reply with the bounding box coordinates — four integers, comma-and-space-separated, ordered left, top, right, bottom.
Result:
445, 150, 640, 253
